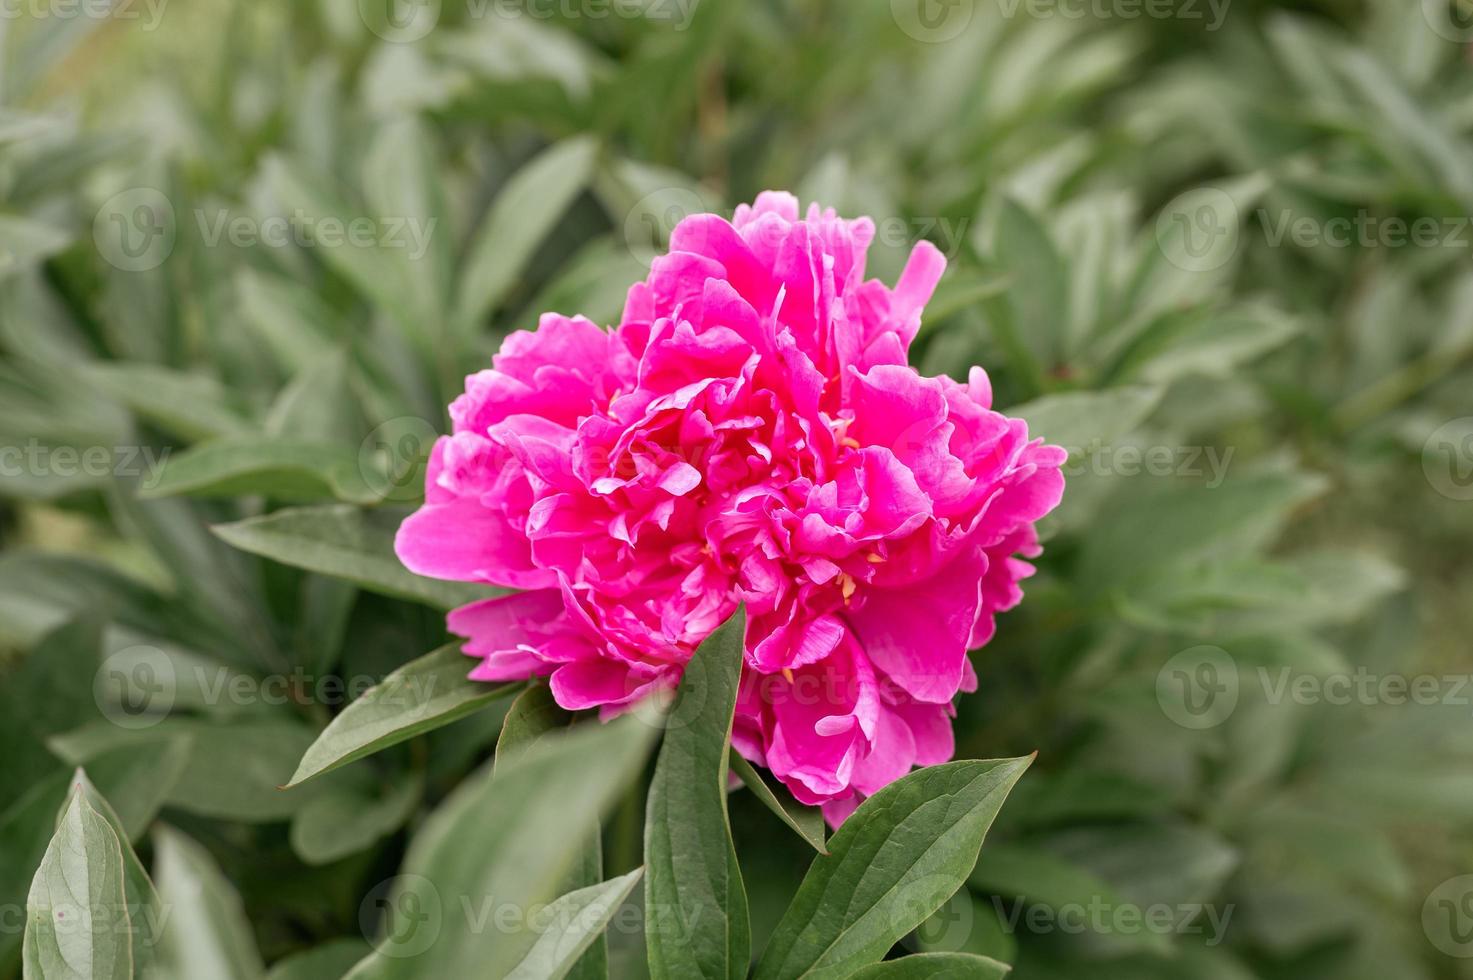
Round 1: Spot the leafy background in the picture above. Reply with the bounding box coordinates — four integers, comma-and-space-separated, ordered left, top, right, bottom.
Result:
2, 0, 1472, 977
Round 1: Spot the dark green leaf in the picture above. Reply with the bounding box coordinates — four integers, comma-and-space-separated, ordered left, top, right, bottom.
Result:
644, 607, 750, 980
23, 789, 131, 980
346, 717, 656, 979
151, 826, 266, 980
287, 643, 518, 786
730, 749, 826, 854
503, 869, 645, 980
848, 952, 1011, 979
454, 137, 600, 331
753, 756, 1033, 980
212, 505, 496, 609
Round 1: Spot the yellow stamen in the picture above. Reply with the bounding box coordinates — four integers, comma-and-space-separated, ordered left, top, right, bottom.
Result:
840, 436, 861, 450
866, 552, 885, 564
839, 572, 857, 603
782, 668, 795, 684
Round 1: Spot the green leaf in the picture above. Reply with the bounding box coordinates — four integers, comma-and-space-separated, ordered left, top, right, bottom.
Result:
730, 750, 826, 854
363, 115, 452, 331
263, 155, 422, 340
53, 720, 323, 823
504, 869, 645, 980
141, 439, 376, 504
62, 769, 168, 975
0, 214, 71, 277
78, 737, 192, 843
1134, 307, 1299, 384
1009, 386, 1163, 457
454, 136, 599, 330
346, 717, 657, 979
151, 826, 266, 980
968, 842, 1162, 952
23, 789, 131, 980
912, 889, 1016, 964
235, 268, 340, 375
289, 772, 422, 866
919, 267, 1013, 327
495, 683, 573, 772
495, 685, 606, 980
211, 505, 496, 609
979, 197, 1068, 388
848, 953, 1011, 979
263, 349, 363, 448
83, 363, 250, 443
753, 756, 1034, 980
644, 607, 750, 980
287, 643, 519, 786
264, 940, 371, 980
1078, 469, 1328, 595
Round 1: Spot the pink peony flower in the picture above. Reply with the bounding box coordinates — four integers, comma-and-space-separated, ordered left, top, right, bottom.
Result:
396, 192, 1065, 823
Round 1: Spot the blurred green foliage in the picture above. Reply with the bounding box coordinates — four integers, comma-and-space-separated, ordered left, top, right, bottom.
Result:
1, 0, 1471, 977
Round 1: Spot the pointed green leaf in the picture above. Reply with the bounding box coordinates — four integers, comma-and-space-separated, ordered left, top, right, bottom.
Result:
23, 789, 132, 980
753, 756, 1034, 980
1010, 386, 1162, 457
141, 439, 377, 504
504, 869, 645, 980
645, 607, 750, 980
151, 826, 265, 980
83, 364, 250, 443
263, 155, 422, 340
62, 769, 168, 974
495, 684, 605, 979
347, 717, 657, 979
495, 683, 574, 773
454, 137, 598, 330
730, 750, 826, 854
288, 643, 519, 786
848, 952, 1011, 979
264, 940, 371, 980
289, 772, 422, 866
211, 505, 496, 609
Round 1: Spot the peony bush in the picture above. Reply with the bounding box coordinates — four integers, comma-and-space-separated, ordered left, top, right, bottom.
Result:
1, 3, 1467, 980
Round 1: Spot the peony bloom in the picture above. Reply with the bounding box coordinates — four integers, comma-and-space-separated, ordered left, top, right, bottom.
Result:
396, 192, 1065, 823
